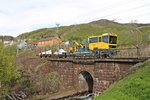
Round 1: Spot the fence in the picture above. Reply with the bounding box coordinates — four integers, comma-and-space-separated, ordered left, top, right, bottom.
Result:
114, 44, 150, 58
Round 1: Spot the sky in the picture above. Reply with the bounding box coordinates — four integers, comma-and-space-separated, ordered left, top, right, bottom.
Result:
0, 0, 150, 37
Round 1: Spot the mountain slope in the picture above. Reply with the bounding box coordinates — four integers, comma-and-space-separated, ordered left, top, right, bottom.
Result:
95, 59, 150, 100
17, 19, 150, 45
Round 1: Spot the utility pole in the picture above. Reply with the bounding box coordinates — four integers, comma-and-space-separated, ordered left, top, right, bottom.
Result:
56, 23, 60, 51
56, 23, 60, 37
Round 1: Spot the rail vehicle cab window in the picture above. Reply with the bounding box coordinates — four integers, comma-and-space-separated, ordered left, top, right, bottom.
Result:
89, 37, 98, 43
110, 36, 117, 44
102, 36, 108, 43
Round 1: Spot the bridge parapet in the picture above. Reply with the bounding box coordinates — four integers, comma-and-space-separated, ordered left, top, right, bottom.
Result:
48, 57, 147, 63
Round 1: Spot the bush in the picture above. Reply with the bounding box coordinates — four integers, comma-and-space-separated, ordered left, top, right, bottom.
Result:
0, 43, 21, 98
37, 72, 61, 94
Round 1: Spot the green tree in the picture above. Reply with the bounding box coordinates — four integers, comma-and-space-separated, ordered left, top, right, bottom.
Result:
0, 43, 21, 98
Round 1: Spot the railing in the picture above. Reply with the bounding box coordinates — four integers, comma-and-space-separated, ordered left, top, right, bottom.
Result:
114, 44, 150, 58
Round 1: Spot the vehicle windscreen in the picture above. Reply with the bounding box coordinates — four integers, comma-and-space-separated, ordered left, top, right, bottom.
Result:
109, 36, 117, 44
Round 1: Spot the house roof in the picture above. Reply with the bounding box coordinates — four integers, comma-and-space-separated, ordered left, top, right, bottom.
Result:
30, 37, 62, 46
31, 41, 38, 45
38, 37, 61, 42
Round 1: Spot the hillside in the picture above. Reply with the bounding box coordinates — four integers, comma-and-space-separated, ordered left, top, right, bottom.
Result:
0, 36, 15, 41
17, 19, 150, 45
95, 59, 150, 100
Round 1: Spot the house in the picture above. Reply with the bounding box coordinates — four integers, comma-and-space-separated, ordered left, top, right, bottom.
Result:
36, 37, 62, 47
3, 40, 14, 45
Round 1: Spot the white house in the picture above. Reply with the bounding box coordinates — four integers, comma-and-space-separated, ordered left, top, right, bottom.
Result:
3, 40, 14, 45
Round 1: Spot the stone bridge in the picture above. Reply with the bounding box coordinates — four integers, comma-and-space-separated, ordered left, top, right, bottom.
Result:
48, 58, 146, 96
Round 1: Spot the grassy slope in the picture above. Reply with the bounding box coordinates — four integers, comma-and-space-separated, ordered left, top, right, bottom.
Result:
95, 60, 150, 100
17, 19, 150, 45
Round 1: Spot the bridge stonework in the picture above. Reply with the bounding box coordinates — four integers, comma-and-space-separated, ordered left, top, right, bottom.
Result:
93, 62, 133, 95
49, 58, 140, 96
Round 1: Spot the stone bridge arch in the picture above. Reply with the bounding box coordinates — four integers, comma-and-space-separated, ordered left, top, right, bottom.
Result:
78, 71, 94, 93
50, 58, 142, 96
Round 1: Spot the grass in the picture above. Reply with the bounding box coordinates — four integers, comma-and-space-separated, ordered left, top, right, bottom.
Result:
17, 19, 150, 46
95, 59, 150, 100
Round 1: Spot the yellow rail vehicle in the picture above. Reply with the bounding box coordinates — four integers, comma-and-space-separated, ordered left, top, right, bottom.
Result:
88, 33, 117, 50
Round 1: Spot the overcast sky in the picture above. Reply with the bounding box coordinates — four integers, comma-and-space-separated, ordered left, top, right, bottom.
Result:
0, 0, 150, 37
